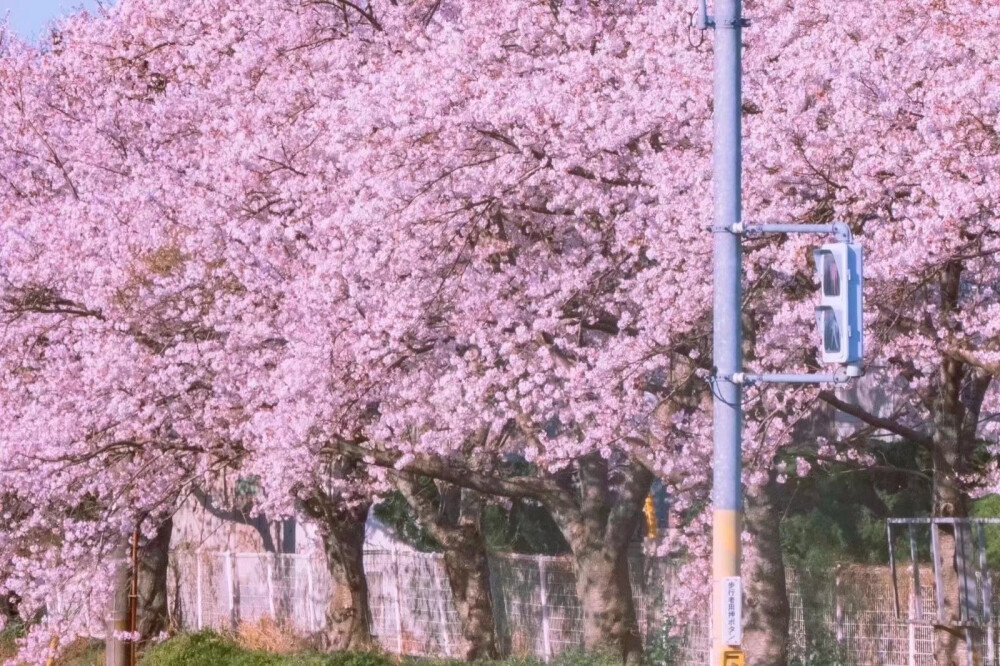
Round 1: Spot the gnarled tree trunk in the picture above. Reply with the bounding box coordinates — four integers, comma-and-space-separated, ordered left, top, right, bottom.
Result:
302, 492, 373, 652
549, 455, 653, 664
396, 475, 498, 660
135, 517, 172, 643
106, 517, 173, 666
571, 543, 643, 662
440, 541, 496, 660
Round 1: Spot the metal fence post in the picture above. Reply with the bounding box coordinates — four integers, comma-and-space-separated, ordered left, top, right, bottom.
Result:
195, 551, 203, 630
931, 523, 945, 624
224, 551, 236, 631
538, 558, 552, 662
835, 569, 844, 643
305, 556, 316, 632
266, 555, 276, 619
431, 557, 452, 658
392, 550, 404, 654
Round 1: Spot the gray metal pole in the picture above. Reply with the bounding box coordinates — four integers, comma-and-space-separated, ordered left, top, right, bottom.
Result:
710, 0, 744, 662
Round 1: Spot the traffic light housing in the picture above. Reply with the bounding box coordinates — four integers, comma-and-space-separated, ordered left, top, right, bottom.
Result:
813, 242, 863, 366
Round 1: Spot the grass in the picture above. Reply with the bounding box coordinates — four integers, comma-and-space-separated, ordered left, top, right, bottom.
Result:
141, 631, 336, 666
1, 626, 633, 666
139, 631, 628, 666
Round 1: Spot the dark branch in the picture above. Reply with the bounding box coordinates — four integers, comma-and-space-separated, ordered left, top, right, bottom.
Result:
818, 390, 933, 450
191, 485, 276, 553
330, 439, 578, 516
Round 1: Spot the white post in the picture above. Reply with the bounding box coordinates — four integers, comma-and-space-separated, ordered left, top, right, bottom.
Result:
431, 557, 452, 658
266, 555, 276, 619
224, 551, 235, 630
305, 556, 316, 632
835, 570, 844, 643
908, 593, 917, 666
538, 558, 552, 662
196, 551, 204, 630
392, 550, 404, 654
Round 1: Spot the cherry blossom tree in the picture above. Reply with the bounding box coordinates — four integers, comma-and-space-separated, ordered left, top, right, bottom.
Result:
2, 0, 999, 664
0, 2, 336, 656
735, 1, 1000, 661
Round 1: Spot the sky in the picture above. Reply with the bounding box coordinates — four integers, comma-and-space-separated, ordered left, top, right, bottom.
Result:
0, 0, 104, 41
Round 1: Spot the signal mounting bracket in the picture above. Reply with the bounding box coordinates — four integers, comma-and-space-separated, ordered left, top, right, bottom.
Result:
729, 364, 863, 386
725, 222, 853, 242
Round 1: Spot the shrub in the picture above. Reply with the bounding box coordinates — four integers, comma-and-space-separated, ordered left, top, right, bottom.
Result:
141, 631, 280, 666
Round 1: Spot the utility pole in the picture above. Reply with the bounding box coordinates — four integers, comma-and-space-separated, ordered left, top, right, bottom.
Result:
699, 0, 863, 660
707, 0, 745, 662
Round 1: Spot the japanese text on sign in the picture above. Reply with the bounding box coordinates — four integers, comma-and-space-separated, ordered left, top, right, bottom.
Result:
723, 576, 742, 645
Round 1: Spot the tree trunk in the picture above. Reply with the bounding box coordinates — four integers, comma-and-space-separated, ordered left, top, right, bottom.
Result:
135, 517, 172, 644
440, 532, 498, 660
933, 526, 968, 666
308, 498, 373, 652
572, 544, 643, 663
932, 431, 970, 666
742, 479, 789, 664
105, 517, 171, 666
932, 305, 972, 666
932, 426, 964, 665
105, 543, 131, 666
395, 476, 498, 660
549, 455, 652, 664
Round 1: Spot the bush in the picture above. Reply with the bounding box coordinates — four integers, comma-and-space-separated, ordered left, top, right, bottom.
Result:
0, 622, 24, 661
141, 631, 280, 666
789, 628, 848, 666
643, 622, 684, 665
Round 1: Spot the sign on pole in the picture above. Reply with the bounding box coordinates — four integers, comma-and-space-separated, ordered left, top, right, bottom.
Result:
722, 576, 743, 645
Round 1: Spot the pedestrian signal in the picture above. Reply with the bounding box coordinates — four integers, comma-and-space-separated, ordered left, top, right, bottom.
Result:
813, 242, 863, 365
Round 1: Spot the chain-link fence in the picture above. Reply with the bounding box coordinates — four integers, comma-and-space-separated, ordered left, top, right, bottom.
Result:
166, 551, 1000, 664
167, 549, 689, 660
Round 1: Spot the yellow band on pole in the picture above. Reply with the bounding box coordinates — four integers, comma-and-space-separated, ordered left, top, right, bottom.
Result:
712, 509, 741, 575
712, 508, 743, 665
643, 494, 658, 538
45, 635, 58, 666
